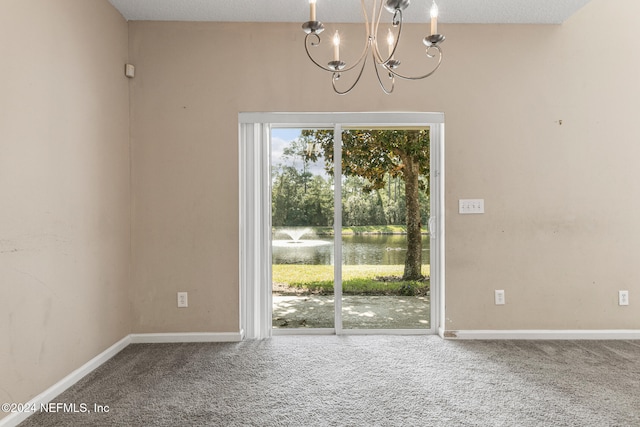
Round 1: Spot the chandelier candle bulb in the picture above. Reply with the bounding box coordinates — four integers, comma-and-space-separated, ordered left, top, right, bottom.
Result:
309, 0, 316, 22
333, 30, 340, 61
387, 29, 394, 57
430, 1, 439, 35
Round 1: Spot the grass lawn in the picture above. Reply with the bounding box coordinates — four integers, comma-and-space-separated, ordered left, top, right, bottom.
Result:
272, 264, 430, 296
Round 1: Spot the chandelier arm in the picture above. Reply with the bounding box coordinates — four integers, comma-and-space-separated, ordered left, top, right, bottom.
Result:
361, 0, 371, 37
373, 9, 403, 65
388, 47, 443, 80
373, 0, 384, 42
374, 60, 395, 95
304, 33, 370, 74
331, 53, 369, 95
369, 0, 382, 62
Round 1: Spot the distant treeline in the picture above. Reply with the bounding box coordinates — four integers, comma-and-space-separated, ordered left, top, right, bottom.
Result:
272, 165, 429, 227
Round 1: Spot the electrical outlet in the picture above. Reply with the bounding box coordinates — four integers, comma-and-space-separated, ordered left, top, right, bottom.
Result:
495, 290, 505, 305
619, 290, 629, 306
177, 292, 188, 308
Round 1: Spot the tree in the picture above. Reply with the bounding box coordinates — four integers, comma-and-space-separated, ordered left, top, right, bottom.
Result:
272, 165, 305, 226
272, 138, 334, 227
303, 129, 429, 280
281, 137, 314, 194
342, 175, 386, 226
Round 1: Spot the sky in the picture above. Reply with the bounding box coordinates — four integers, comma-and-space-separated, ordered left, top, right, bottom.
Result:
271, 127, 329, 177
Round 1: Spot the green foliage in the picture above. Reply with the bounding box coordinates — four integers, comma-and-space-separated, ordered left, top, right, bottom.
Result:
342, 176, 387, 226
272, 264, 430, 296
271, 139, 334, 227
302, 129, 430, 192
398, 283, 417, 296
271, 134, 429, 228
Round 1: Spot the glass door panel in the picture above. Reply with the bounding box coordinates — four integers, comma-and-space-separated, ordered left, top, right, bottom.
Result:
340, 128, 431, 330
271, 128, 335, 329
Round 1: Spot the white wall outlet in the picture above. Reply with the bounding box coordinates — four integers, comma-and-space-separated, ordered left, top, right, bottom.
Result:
177, 292, 188, 308
619, 290, 629, 306
459, 199, 485, 214
495, 290, 505, 305
124, 63, 135, 78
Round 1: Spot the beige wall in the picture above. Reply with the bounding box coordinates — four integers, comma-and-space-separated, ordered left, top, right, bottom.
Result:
129, 0, 640, 333
0, 0, 130, 415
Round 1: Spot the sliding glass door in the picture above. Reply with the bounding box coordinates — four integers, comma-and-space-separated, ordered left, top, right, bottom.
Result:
239, 112, 443, 339
269, 124, 432, 333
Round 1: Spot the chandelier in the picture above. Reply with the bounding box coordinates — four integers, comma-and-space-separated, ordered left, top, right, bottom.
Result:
302, 0, 445, 95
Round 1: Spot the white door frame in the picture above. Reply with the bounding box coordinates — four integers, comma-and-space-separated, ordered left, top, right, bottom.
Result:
239, 112, 445, 339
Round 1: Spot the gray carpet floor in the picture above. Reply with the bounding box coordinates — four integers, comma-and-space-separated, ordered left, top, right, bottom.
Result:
19, 336, 640, 426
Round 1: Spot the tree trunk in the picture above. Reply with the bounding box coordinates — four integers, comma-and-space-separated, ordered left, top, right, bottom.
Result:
402, 157, 422, 280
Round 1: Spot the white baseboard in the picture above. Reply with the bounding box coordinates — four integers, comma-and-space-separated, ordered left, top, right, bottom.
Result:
0, 335, 131, 427
129, 332, 243, 343
442, 329, 640, 340
0, 332, 242, 427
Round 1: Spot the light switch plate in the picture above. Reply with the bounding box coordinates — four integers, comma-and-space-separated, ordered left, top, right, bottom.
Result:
459, 199, 485, 214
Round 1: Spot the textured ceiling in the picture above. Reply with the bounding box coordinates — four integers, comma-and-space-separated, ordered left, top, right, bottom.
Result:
108, 0, 593, 25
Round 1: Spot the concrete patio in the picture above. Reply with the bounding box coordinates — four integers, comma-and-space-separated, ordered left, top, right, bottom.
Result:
273, 295, 430, 329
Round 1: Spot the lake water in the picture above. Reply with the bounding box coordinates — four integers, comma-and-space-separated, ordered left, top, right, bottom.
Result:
272, 233, 430, 265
